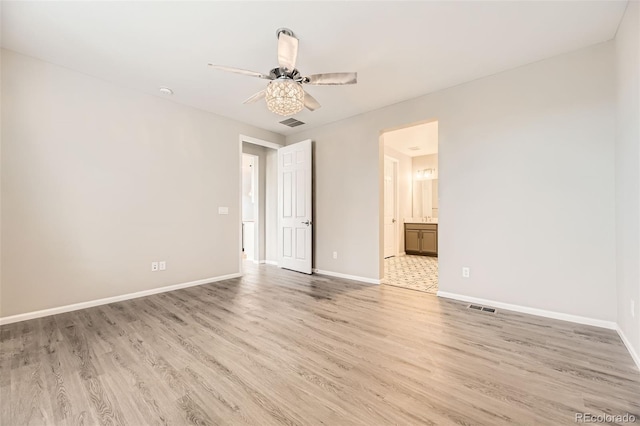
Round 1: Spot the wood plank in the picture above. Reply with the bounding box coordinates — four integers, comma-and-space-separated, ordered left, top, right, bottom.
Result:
1, 263, 638, 425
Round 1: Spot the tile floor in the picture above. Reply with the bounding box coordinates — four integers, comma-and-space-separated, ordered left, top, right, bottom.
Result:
383, 254, 438, 294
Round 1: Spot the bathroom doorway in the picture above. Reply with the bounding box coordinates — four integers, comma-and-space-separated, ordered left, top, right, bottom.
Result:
380, 120, 439, 294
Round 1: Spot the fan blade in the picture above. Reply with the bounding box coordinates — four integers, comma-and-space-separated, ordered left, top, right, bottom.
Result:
208, 64, 271, 80
277, 33, 298, 71
303, 91, 321, 111
304, 72, 357, 85
243, 90, 266, 104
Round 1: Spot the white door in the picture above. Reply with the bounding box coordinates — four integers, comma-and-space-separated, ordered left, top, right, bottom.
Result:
278, 140, 312, 274
384, 156, 397, 258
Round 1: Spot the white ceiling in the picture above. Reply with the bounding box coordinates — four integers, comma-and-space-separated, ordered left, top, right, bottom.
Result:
384, 121, 438, 157
1, 1, 627, 136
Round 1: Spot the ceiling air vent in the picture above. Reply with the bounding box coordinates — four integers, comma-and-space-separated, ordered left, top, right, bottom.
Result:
279, 118, 306, 128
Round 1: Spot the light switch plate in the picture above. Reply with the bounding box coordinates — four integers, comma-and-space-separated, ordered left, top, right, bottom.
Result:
159, 261, 166, 271
151, 262, 159, 272
218, 207, 229, 215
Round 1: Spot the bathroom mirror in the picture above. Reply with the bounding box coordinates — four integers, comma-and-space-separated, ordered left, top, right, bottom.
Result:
412, 179, 438, 219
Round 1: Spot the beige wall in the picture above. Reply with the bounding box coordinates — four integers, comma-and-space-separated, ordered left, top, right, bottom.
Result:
0, 49, 284, 317
614, 1, 640, 358
287, 42, 617, 322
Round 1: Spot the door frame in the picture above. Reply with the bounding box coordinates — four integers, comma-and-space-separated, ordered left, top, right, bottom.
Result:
383, 155, 400, 258
378, 118, 439, 281
238, 135, 283, 275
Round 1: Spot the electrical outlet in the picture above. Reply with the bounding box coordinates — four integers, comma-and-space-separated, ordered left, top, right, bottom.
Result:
333, 251, 338, 259
151, 262, 159, 272
462, 267, 470, 278
159, 261, 166, 271
632, 300, 636, 318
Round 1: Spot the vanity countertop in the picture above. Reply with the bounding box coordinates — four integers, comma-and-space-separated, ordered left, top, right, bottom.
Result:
404, 220, 438, 225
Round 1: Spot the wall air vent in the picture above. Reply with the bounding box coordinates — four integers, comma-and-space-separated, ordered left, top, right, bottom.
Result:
468, 304, 497, 313
279, 118, 306, 128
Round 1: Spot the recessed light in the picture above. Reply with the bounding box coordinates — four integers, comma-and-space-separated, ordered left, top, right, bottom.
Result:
159, 87, 173, 95
408, 146, 421, 151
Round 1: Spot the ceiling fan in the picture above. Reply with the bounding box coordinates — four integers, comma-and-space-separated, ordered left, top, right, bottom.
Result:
208, 28, 357, 116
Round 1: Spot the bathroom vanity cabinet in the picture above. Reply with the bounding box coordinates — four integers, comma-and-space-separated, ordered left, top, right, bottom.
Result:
405, 223, 438, 256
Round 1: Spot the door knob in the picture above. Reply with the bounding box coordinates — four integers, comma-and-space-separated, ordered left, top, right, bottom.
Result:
302, 220, 312, 226
392, 218, 396, 223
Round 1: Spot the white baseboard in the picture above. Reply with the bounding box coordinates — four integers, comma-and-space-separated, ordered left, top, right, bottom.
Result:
436, 291, 617, 330
264, 260, 278, 266
313, 269, 380, 285
0, 273, 242, 326
616, 326, 640, 371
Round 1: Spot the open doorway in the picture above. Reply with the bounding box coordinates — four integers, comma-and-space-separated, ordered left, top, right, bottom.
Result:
239, 136, 281, 272
380, 120, 439, 294
241, 153, 259, 261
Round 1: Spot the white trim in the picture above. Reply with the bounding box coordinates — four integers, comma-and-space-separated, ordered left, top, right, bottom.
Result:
436, 291, 617, 330
313, 269, 380, 285
0, 273, 241, 326
240, 134, 283, 150
265, 260, 278, 266
616, 326, 640, 371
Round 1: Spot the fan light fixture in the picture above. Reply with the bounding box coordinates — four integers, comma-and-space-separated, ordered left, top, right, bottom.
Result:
265, 79, 304, 116
208, 27, 357, 116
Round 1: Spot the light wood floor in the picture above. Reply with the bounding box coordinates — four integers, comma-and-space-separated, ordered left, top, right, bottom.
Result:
2, 263, 639, 425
